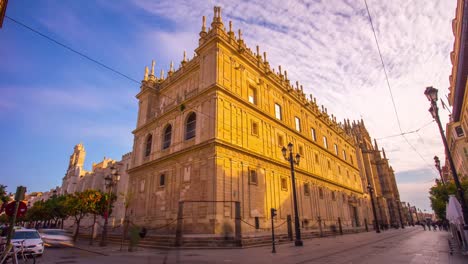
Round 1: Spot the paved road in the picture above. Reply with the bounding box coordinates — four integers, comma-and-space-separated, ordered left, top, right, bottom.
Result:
37, 227, 467, 264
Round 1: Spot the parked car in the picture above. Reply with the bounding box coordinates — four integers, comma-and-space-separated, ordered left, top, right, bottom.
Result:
38, 229, 74, 247
11, 228, 44, 256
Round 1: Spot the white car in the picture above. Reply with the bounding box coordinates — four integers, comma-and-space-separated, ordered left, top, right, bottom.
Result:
11, 228, 44, 256
39, 229, 74, 247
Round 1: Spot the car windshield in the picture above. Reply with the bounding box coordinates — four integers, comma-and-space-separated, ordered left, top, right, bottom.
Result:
41, 230, 67, 235
13, 231, 40, 239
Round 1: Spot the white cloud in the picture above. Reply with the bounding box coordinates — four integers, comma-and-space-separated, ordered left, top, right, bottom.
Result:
130, 0, 455, 211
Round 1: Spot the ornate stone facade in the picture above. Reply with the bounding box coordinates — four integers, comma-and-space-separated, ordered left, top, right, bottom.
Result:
447, 0, 468, 181
127, 7, 402, 238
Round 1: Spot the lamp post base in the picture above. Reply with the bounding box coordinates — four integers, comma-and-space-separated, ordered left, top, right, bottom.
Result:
294, 240, 303, 246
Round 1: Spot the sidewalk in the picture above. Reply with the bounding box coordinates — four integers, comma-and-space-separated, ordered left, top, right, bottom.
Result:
68, 227, 468, 264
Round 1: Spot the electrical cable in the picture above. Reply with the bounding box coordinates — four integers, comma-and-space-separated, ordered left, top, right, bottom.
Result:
362, 1, 439, 176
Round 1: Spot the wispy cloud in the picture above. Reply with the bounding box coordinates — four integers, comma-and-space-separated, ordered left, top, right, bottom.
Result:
130, 0, 456, 211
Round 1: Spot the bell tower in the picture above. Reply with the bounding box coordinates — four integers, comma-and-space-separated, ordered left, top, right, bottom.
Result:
68, 143, 86, 170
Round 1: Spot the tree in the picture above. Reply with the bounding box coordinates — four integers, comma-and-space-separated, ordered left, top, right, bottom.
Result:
429, 179, 468, 220
86, 190, 108, 245
65, 190, 114, 242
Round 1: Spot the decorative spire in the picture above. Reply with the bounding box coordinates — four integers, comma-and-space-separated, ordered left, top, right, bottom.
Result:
181, 50, 187, 65
296, 81, 299, 90
284, 70, 288, 81
150, 60, 155, 76
202, 16, 206, 32
238, 29, 242, 40
169, 61, 174, 75
374, 138, 379, 150
382, 147, 387, 159
160, 69, 165, 80
228, 20, 235, 39
211, 6, 223, 28
263, 51, 267, 62
144, 66, 149, 81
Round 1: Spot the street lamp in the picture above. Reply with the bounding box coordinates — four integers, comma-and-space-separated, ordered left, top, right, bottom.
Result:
281, 142, 303, 246
395, 199, 405, 229
367, 184, 381, 233
433, 156, 446, 185
100, 165, 120, 247
424, 86, 468, 230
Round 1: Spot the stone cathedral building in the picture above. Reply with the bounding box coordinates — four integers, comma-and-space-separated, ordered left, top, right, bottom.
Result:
125, 7, 401, 243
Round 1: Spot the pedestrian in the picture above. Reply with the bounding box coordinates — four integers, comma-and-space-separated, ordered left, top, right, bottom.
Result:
421, 222, 426, 231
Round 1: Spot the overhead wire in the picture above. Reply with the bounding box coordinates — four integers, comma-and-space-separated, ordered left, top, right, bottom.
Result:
7, 12, 439, 178
362, 0, 439, 175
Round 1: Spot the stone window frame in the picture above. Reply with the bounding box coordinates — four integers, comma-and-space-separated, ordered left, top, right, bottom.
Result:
251, 120, 259, 136
343, 150, 347, 160
331, 191, 336, 201
144, 134, 152, 157
248, 169, 258, 185
185, 112, 197, 140
311, 127, 317, 141
294, 116, 301, 132
304, 183, 311, 196
248, 85, 257, 105
280, 177, 288, 191
162, 124, 172, 150
334, 144, 338, 155
318, 187, 324, 199
159, 174, 166, 187
323, 136, 328, 149
277, 134, 284, 147
274, 103, 282, 120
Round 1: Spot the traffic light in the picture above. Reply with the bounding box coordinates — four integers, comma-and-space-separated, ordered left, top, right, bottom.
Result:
271, 208, 277, 218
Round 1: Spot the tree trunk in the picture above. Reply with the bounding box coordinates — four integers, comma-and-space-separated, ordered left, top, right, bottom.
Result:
90, 214, 96, 245
73, 218, 81, 242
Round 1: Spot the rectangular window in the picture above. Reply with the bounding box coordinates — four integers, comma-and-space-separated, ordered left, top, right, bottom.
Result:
342, 194, 346, 202
338, 165, 341, 174
319, 188, 324, 199
299, 146, 304, 156
343, 150, 347, 160
274, 103, 282, 120
248, 86, 257, 104
249, 169, 258, 185
140, 179, 145, 192
323, 136, 328, 149
281, 178, 288, 191
304, 183, 310, 196
315, 153, 319, 163
251, 121, 259, 136
332, 191, 336, 201
350, 155, 354, 165
327, 160, 331, 169
159, 174, 166, 187
295, 117, 301, 132
334, 144, 338, 155
278, 134, 284, 146
311, 128, 317, 141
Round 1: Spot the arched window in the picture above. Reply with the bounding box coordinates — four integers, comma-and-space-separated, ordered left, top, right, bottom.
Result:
162, 125, 172, 149
145, 134, 152, 157
185, 112, 196, 140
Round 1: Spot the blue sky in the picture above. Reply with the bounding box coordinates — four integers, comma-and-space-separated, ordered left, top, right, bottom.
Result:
0, 0, 457, 211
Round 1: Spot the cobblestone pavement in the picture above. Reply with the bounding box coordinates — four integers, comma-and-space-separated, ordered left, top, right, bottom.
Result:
37, 227, 468, 264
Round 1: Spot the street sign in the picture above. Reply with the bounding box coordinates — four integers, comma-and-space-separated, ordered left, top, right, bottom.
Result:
5, 201, 27, 217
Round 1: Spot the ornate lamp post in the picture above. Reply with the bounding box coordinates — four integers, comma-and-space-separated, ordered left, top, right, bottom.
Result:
424, 86, 468, 230
100, 165, 120, 247
367, 184, 381, 233
395, 199, 405, 229
281, 142, 303, 246
433, 156, 446, 185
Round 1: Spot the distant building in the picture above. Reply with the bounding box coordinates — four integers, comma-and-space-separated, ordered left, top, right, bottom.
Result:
59, 143, 132, 228
127, 6, 402, 240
